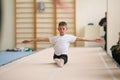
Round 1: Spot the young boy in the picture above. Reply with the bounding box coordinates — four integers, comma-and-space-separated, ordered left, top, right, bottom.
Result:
22, 21, 103, 67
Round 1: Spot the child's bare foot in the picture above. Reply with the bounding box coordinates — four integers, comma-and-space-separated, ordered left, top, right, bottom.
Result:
54, 59, 64, 67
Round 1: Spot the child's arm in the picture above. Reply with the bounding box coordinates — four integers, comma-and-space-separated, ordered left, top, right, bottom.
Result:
76, 37, 103, 42
22, 37, 49, 43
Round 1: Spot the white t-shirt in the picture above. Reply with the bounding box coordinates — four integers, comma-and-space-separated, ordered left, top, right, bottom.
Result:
49, 35, 76, 55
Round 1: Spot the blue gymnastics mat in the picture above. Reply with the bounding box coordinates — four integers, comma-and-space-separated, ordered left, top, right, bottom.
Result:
0, 51, 35, 66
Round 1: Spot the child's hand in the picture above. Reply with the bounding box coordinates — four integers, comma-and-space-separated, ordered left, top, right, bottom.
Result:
22, 40, 31, 43
95, 38, 103, 42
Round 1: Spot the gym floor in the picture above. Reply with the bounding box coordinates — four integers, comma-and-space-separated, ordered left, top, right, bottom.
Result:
0, 47, 120, 80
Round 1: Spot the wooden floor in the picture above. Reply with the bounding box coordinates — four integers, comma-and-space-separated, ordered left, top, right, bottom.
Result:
0, 47, 120, 80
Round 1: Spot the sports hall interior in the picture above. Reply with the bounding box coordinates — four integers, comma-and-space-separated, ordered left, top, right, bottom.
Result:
0, 0, 120, 80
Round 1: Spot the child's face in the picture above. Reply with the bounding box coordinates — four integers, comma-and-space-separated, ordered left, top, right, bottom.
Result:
58, 26, 67, 36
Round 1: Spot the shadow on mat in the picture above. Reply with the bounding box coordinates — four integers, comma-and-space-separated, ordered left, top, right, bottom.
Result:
27, 62, 59, 67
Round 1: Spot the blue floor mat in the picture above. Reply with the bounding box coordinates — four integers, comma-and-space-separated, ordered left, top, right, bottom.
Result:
0, 51, 35, 66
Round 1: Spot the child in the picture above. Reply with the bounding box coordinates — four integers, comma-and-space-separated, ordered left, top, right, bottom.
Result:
99, 12, 107, 51
22, 21, 103, 67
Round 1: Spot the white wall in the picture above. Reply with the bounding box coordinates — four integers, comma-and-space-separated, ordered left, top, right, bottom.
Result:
107, 0, 120, 55
0, 0, 15, 50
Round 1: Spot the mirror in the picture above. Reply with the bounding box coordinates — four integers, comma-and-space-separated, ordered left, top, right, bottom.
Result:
0, 0, 107, 50
76, 0, 107, 50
